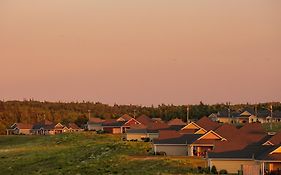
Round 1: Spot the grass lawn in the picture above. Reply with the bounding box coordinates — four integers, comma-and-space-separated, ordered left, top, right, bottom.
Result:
0, 133, 207, 175
263, 122, 281, 132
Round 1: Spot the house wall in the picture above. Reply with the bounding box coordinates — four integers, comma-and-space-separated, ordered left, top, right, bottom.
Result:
112, 128, 121, 134
218, 117, 232, 123
87, 124, 103, 131
209, 159, 258, 174
148, 133, 159, 141
154, 145, 187, 156
18, 129, 32, 135
126, 133, 147, 141
270, 162, 281, 171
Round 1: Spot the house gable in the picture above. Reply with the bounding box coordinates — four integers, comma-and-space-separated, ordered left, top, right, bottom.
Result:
194, 128, 207, 134
55, 123, 64, 128
123, 118, 141, 127
240, 111, 252, 116
270, 146, 281, 154
263, 141, 274, 146
197, 130, 226, 140
181, 122, 201, 130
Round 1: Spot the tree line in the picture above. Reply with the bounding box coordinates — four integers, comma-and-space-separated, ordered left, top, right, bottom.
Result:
0, 100, 280, 134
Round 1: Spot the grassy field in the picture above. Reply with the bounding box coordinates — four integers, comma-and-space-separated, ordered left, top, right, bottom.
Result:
0, 133, 206, 175
263, 122, 281, 132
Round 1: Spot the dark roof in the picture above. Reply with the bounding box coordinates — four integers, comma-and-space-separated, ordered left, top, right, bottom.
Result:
102, 120, 126, 127
215, 124, 239, 140
118, 114, 132, 121
154, 134, 202, 145
136, 115, 153, 125
127, 129, 147, 134
196, 116, 221, 131
217, 110, 240, 118
168, 125, 185, 131
66, 123, 81, 129
88, 117, 104, 124
167, 118, 186, 126
126, 128, 160, 134
209, 142, 281, 161
267, 131, 281, 145
158, 130, 181, 140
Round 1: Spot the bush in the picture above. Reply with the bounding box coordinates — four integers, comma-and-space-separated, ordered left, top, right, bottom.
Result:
211, 165, 218, 174
219, 169, 228, 174
155, 151, 167, 156
96, 130, 106, 134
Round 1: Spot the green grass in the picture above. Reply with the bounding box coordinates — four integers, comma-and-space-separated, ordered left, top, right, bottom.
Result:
0, 133, 206, 175
263, 123, 281, 132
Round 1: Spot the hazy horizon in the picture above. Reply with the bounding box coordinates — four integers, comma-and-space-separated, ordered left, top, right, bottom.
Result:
1, 0, 281, 106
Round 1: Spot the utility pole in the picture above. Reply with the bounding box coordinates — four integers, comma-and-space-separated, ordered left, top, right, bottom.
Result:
187, 106, 190, 124
88, 110, 91, 121
133, 109, 136, 118
227, 102, 231, 123
270, 104, 273, 130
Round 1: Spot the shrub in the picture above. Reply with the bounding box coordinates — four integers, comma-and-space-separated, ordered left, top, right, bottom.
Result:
211, 165, 218, 174
219, 169, 228, 174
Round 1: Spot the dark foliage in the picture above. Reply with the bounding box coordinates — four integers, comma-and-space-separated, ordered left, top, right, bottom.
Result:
0, 100, 280, 134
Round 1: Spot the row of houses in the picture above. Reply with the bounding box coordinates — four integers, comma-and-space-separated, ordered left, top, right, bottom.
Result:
209, 109, 281, 124
6, 120, 83, 135
146, 116, 281, 174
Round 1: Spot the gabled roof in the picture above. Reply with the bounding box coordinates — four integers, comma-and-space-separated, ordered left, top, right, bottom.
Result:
136, 115, 153, 125
123, 118, 141, 126
130, 124, 147, 129
215, 124, 239, 140
10, 123, 33, 130
181, 122, 201, 130
167, 118, 186, 126
240, 111, 252, 116
66, 123, 81, 129
117, 114, 132, 122
265, 131, 281, 145
196, 116, 221, 131
158, 130, 181, 140
197, 130, 226, 141
209, 142, 281, 161
152, 118, 163, 123
154, 134, 203, 145
239, 123, 267, 143
88, 117, 105, 124
194, 128, 207, 134
147, 122, 170, 131
32, 120, 54, 130
168, 125, 185, 131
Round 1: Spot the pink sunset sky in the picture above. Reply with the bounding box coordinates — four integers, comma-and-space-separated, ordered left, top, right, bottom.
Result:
0, 0, 281, 106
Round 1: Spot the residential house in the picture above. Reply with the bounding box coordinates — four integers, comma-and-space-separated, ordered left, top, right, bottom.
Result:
153, 129, 227, 157
66, 123, 84, 132
210, 109, 281, 124
125, 122, 170, 141
180, 116, 220, 134
208, 143, 281, 174
32, 120, 68, 135
87, 117, 105, 131
102, 117, 141, 134
6, 123, 33, 135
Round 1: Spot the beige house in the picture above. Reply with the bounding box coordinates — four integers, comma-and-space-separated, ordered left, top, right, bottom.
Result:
6, 123, 33, 135
208, 145, 281, 174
